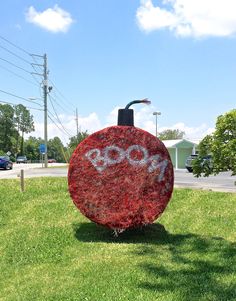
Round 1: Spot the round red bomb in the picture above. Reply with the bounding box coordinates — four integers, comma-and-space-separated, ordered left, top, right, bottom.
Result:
68, 126, 174, 231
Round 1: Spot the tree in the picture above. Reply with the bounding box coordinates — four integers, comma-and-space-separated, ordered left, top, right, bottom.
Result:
47, 137, 66, 162
0, 104, 17, 153
159, 129, 185, 140
193, 109, 236, 177
24, 136, 44, 161
14, 104, 35, 155
68, 131, 89, 149
67, 131, 89, 159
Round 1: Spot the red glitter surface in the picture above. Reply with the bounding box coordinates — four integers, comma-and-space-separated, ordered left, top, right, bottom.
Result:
68, 126, 174, 231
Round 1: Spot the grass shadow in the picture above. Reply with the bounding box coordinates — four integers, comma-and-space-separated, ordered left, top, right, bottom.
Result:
137, 234, 236, 301
73, 222, 168, 243
73, 222, 236, 300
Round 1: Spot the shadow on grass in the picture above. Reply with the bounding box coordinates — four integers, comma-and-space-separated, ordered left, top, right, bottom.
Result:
136, 235, 236, 301
73, 222, 168, 243
73, 222, 236, 300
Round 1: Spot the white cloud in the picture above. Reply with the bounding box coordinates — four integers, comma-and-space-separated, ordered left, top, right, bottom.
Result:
105, 106, 121, 126
78, 113, 102, 133
25, 5, 74, 33
32, 112, 101, 145
31, 108, 213, 145
104, 104, 159, 132
105, 106, 213, 140
158, 122, 215, 140
136, 0, 236, 37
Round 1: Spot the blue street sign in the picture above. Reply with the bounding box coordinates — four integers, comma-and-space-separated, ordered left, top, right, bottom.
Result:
39, 144, 46, 154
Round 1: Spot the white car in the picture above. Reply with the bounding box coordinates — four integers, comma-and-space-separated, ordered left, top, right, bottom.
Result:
16, 156, 28, 164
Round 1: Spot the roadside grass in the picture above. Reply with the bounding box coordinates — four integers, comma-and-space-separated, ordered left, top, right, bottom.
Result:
0, 177, 235, 301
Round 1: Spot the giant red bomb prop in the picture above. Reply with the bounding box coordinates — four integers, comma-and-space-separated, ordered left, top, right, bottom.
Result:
68, 100, 174, 232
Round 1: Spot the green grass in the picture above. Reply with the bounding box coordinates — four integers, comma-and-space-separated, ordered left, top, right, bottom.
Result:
0, 178, 236, 301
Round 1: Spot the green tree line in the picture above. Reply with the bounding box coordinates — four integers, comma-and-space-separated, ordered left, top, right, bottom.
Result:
0, 103, 34, 157
193, 109, 236, 177
2, 102, 234, 173
0, 103, 89, 162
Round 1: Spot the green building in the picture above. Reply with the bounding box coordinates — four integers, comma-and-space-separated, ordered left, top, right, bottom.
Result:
162, 139, 198, 170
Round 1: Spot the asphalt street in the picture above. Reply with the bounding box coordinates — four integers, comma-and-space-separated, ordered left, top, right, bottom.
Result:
174, 170, 236, 193
0, 163, 235, 193
0, 163, 67, 179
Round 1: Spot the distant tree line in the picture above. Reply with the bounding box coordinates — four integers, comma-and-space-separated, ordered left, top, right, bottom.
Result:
158, 129, 185, 140
2, 102, 234, 175
0, 103, 89, 162
192, 109, 236, 177
0, 103, 34, 158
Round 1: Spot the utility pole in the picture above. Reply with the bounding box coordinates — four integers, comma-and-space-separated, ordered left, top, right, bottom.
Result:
75, 108, 79, 143
153, 111, 161, 137
31, 53, 49, 168
43, 54, 48, 168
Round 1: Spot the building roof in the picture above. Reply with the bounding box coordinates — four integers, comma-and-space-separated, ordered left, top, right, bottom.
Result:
162, 139, 199, 148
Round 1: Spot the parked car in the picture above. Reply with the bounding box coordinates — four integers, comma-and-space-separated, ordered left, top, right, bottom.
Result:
185, 154, 212, 172
48, 159, 57, 163
185, 154, 198, 172
0, 156, 13, 170
16, 156, 28, 164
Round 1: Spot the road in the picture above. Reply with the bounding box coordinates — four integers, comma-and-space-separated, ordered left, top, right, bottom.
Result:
0, 163, 68, 179
174, 170, 236, 193
0, 163, 235, 193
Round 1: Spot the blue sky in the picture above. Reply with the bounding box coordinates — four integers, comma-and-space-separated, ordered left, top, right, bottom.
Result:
0, 0, 235, 144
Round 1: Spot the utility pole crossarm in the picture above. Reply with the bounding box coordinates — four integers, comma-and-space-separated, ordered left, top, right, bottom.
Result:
31, 72, 44, 76
31, 63, 44, 67
31, 53, 44, 58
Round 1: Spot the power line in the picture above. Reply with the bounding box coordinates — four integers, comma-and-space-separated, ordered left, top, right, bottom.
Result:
31, 72, 42, 86
0, 89, 43, 106
0, 99, 43, 111
0, 36, 73, 156
0, 35, 31, 55
0, 44, 32, 65
47, 113, 70, 146
48, 79, 76, 108
48, 95, 74, 137
48, 93, 74, 115
31, 62, 43, 74
0, 56, 33, 74
30, 61, 44, 86
0, 37, 42, 87
48, 111, 73, 138
0, 63, 39, 87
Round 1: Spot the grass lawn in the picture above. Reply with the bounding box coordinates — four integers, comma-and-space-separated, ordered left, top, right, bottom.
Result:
0, 177, 236, 301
